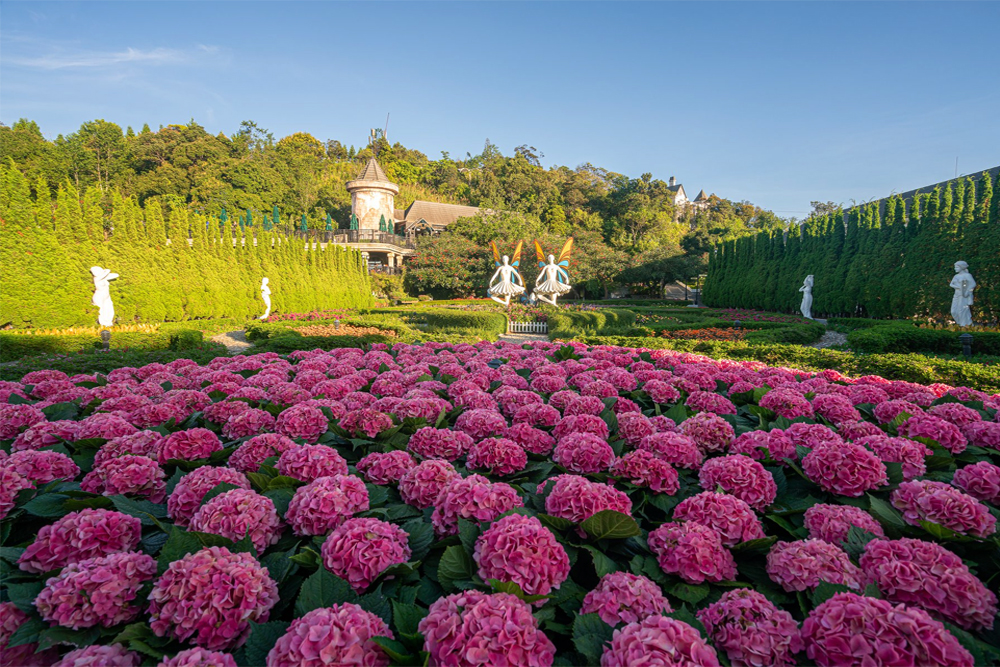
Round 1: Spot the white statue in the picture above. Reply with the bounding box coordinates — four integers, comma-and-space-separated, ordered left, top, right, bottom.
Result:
950, 261, 976, 327
488, 241, 525, 307
260, 277, 272, 320
90, 266, 119, 328
799, 275, 814, 320
533, 238, 574, 307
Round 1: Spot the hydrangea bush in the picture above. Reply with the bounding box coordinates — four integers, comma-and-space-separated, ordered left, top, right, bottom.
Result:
1, 340, 998, 665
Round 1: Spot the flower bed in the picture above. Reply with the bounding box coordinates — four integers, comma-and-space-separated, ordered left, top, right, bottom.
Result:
657, 327, 746, 341
1, 341, 999, 666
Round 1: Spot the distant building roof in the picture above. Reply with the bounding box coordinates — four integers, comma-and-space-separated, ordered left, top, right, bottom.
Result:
400, 200, 481, 230
695, 189, 708, 202
354, 157, 390, 183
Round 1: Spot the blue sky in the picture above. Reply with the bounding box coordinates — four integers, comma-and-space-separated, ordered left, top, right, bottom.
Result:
2, 1, 998, 217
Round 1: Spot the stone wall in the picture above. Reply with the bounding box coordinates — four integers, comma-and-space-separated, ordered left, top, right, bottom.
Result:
351, 187, 396, 230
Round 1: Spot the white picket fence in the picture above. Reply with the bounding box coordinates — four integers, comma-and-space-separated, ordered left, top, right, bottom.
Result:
507, 320, 548, 334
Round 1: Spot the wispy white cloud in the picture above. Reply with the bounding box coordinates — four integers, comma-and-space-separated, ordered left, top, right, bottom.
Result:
7, 44, 221, 70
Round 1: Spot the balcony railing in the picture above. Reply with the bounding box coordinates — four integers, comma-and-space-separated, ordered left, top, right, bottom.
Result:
368, 265, 403, 275
330, 230, 416, 249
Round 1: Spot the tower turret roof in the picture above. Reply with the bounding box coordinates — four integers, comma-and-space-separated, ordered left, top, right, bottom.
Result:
355, 157, 390, 183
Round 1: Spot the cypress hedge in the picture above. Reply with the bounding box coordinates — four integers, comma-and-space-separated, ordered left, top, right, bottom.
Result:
703, 170, 1000, 322
0, 164, 373, 329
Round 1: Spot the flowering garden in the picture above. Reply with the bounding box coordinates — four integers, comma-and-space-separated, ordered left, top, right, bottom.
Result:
2, 339, 1000, 666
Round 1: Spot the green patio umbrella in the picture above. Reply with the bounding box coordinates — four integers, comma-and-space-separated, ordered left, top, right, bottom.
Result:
220, 208, 228, 232
379, 215, 386, 232
349, 213, 359, 230
246, 209, 253, 227
325, 214, 333, 231
300, 214, 308, 232
270, 205, 279, 231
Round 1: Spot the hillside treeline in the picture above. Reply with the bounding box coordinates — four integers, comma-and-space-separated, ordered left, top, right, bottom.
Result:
704, 171, 1000, 322
0, 164, 372, 329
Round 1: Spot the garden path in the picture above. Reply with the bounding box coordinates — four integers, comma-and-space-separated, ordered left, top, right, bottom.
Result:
810, 330, 848, 349
498, 333, 550, 344
211, 330, 253, 354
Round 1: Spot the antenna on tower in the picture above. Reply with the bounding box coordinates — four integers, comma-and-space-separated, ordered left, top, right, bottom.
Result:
369, 128, 377, 157
383, 113, 390, 144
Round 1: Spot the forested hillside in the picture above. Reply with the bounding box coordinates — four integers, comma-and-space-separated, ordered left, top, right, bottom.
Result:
704, 171, 1000, 322
0, 118, 787, 297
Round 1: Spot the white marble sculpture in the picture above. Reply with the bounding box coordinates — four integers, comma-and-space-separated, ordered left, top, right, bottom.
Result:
950, 261, 976, 327
90, 266, 119, 327
260, 277, 272, 320
534, 238, 573, 307
799, 275, 814, 320
488, 241, 525, 307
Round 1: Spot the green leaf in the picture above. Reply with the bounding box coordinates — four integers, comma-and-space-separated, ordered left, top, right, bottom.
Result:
580, 510, 641, 540
294, 568, 359, 616
457, 518, 480, 555
392, 600, 427, 636
437, 545, 476, 592
110, 495, 167, 525
867, 494, 905, 528
21, 493, 68, 518
38, 626, 101, 650
731, 536, 778, 555
371, 636, 413, 663
584, 545, 619, 577
663, 403, 689, 424
41, 401, 79, 422
262, 549, 296, 584
403, 519, 434, 561
668, 581, 710, 604
810, 581, 853, 607
157, 526, 230, 574
243, 621, 290, 667
5, 581, 43, 612
199, 482, 242, 508
264, 487, 295, 516
537, 513, 575, 531
5, 614, 45, 647
366, 483, 390, 507
841, 526, 879, 560
919, 520, 973, 541
667, 608, 709, 636
487, 579, 549, 604
884, 462, 904, 486
572, 613, 614, 664
266, 475, 303, 490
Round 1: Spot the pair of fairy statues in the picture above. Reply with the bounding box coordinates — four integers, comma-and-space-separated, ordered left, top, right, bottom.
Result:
488, 239, 573, 307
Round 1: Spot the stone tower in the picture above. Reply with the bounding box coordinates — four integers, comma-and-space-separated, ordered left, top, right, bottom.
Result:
346, 158, 399, 231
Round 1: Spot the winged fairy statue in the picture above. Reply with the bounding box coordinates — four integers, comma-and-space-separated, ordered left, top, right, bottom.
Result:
533, 238, 573, 307
488, 241, 526, 307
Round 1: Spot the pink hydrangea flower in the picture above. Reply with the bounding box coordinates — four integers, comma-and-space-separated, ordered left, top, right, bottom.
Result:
167, 466, 252, 527
898, 414, 967, 454
321, 517, 411, 592
0, 404, 46, 440
698, 455, 776, 511
228, 433, 296, 473
398, 459, 460, 509
338, 408, 393, 440
860, 537, 997, 631
802, 592, 973, 667
686, 391, 737, 416
680, 412, 735, 453
801, 442, 888, 497
221, 408, 276, 440
76, 413, 138, 441
419, 591, 555, 667
928, 402, 982, 428
203, 399, 253, 424
601, 615, 720, 667
512, 403, 561, 428
698, 588, 802, 667
673, 492, 766, 546
1, 601, 59, 666
766, 539, 863, 592
952, 461, 1000, 505
611, 450, 679, 494
963, 421, 1000, 450
53, 645, 141, 667
638, 432, 704, 469
811, 393, 860, 424
406, 427, 473, 461
276, 444, 348, 482
783, 422, 843, 450
11, 419, 79, 452
543, 474, 632, 525
552, 432, 615, 474
35, 551, 156, 629
467, 438, 528, 476
276, 404, 330, 443
285, 474, 369, 536
873, 399, 923, 424
616, 412, 655, 446
474, 514, 569, 598
157, 648, 238, 667
1, 449, 79, 485
94, 430, 164, 467
158, 428, 222, 464
18, 509, 141, 573
356, 450, 416, 485
580, 572, 671, 626
891, 480, 995, 537
503, 423, 556, 456
266, 604, 393, 667
643, 380, 681, 404
836, 420, 884, 441
759, 388, 814, 420
803, 503, 884, 546
648, 521, 737, 584
81, 455, 166, 502
553, 414, 610, 442
854, 434, 931, 481
149, 546, 278, 650
189, 489, 283, 552
431, 474, 524, 536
